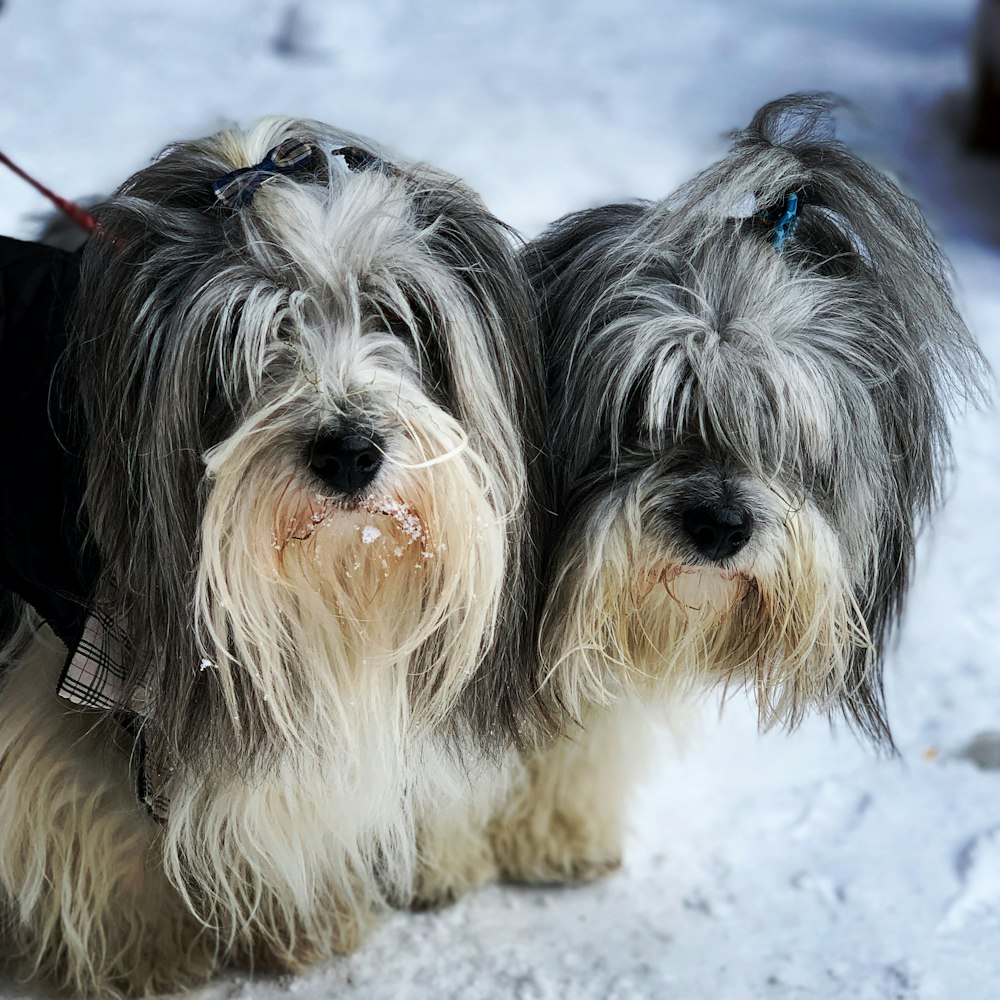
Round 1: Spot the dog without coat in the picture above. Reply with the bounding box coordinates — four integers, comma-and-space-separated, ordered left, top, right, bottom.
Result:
415, 96, 987, 902
0, 118, 546, 995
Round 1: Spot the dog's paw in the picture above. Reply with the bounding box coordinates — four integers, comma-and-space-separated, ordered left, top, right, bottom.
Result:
540, 851, 622, 886
499, 846, 622, 887
410, 854, 499, 912
409, 818, 500, 912
329, 911, 369, 956
492, 810, 623, 887
409, 883, 463, 912
254, 920, 366, 966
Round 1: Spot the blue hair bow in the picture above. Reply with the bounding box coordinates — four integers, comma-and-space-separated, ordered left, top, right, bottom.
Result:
211, 138, 314, 209
756, 191, 800, 252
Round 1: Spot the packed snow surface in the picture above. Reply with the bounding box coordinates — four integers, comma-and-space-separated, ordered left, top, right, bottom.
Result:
2, 0, 999, 997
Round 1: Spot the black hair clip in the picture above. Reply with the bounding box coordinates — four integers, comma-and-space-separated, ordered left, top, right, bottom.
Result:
211, 138, 314, 209
332, 146, 395, 175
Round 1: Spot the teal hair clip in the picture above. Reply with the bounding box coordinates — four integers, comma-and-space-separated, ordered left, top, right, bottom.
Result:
756, 191, 800, 252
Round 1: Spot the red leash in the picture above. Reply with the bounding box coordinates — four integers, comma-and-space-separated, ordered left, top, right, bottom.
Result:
0, 149, 101, 234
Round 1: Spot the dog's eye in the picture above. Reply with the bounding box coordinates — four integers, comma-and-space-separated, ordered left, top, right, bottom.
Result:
380, 307, 412, 340
796, 458, 835, 506
375, 300, 430, 344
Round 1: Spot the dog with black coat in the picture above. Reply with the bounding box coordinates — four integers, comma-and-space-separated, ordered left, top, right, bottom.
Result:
0, 118, 546, 995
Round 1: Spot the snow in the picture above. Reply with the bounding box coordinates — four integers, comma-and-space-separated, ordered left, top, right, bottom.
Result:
2, 0, 999, 997
363, 496, 426, 547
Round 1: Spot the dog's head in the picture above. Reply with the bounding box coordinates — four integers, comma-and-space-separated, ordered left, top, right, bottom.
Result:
71, 118, 542, 772
529, 96, 986, 741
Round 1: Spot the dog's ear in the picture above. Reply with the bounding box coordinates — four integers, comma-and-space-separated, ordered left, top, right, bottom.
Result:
746, 98, 991, 745
409, 183, 531, 347
523, 204, 647, 336
524, 204, 655, 457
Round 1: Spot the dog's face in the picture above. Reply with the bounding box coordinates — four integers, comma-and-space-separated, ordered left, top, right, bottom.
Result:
529, 99, 984, 740
72, 118, 540, 772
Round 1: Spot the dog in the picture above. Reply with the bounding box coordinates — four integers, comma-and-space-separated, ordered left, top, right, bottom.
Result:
475, 95, 988, 888
0, 117, 546, 995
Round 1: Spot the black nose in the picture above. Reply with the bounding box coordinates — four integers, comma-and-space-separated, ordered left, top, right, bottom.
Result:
308, 429, 384, 496
681, 503, 754, 562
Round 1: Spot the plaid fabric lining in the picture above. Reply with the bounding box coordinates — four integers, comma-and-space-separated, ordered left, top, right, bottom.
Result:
57, 611, 133, 709
57, 612, 167, 821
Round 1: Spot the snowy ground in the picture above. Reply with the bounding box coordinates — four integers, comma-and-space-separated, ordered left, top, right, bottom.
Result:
2, 1, 999, 997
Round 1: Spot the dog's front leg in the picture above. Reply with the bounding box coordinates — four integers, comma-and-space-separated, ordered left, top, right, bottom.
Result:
408, 761, 514, 910
489, 703, 652, 886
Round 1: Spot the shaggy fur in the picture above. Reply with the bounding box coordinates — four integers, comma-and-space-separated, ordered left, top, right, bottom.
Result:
477, 95, 987, 894
0, 117, 546, 995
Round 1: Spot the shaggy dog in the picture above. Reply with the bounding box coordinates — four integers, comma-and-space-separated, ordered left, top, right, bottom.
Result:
0, 118, 545, 995
415, 95, 986, 899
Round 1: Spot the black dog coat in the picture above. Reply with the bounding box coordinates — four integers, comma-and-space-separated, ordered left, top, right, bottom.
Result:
0, 235, 95, 646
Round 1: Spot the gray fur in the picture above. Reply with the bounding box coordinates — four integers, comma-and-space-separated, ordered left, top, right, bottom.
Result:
527, 95, 987, 742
